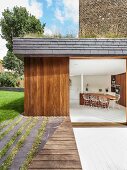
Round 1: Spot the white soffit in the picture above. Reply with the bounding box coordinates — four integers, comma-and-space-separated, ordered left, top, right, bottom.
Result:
70, 59, 126, 76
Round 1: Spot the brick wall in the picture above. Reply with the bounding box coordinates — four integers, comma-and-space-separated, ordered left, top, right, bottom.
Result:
79, 0, 127, 37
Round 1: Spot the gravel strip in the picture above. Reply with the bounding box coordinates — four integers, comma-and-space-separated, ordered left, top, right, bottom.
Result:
0, 116, 22, 134
0, 118, 38, 169
9, 117, 44, 170
0, 117, 27, 150
0, 116, 64, 169
0, 118, 32, 165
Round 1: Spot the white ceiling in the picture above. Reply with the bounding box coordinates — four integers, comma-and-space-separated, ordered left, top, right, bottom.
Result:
70, 59, 126, 76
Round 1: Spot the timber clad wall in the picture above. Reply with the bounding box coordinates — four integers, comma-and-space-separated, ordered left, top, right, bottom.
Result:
115, 73, 126, 107
24, 57, 69, 116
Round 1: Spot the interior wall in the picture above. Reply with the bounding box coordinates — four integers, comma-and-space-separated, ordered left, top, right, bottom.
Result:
83, 75, 111, 93
70, 75, 111, 100
70, 76, 81, 100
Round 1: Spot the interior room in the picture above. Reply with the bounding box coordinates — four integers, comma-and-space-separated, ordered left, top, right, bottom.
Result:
70, 59, 126, 123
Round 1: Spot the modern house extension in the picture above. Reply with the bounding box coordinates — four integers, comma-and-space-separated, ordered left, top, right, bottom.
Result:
13, 38, 127, 124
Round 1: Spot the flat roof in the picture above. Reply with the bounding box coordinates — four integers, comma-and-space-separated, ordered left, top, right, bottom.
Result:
13, 38, 127, 57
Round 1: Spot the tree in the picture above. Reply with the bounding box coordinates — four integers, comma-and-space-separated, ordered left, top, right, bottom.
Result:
3, 51, 24, 75
0, 6, 45, 75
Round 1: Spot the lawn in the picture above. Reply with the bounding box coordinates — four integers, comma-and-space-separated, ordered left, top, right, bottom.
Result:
0, 91, 24, 123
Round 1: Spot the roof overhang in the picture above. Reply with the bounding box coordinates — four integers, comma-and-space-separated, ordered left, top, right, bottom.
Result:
13, 38, 127, 59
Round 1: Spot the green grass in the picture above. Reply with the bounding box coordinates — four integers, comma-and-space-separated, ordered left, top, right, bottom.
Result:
0, 91, 24, 123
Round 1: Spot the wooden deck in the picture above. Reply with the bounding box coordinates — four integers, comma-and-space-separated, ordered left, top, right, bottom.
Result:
29, 118, 82, 170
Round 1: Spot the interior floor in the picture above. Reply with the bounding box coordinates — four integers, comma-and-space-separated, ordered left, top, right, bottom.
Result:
70, 100, 126, 122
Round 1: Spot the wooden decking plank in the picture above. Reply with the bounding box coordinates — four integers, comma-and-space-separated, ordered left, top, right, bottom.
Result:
46, 141, 76, 145
44, 145, 77, 149
29, 160, 82, 169
50, 137, 75, 141
39, 149, 78, 155
50, 135, 74, 138
29, 118, 82, 169
33, 154, 80, 161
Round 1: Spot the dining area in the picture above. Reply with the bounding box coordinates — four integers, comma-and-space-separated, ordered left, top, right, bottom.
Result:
71, 90, 125, 123
81, 93, 120, 109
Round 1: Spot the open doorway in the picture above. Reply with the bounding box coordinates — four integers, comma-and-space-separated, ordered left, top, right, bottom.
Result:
69, 59, 126, 123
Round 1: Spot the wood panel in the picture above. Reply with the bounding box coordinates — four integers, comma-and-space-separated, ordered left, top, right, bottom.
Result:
29, 118, 82, 170
72, 122, 127, 127
24, 57, 69, 116
115, 73, 126, 107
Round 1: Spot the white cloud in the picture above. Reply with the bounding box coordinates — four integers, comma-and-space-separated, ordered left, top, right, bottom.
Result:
44, 25, 61, 35
55, 8, 65, 24
46, 0, 52, 7
28, 0, 43, 19
44, 27, 53, 35
0, 0, 43, 59
0, 0, 43, 19
63, 0, 79, 23
55, 0, 79, 24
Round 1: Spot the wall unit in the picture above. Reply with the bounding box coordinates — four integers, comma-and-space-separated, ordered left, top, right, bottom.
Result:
115, 73, 126, 107
111, 75, 116, 92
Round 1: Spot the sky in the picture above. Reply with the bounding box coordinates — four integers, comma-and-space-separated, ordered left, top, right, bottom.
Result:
0, 0, 79, 60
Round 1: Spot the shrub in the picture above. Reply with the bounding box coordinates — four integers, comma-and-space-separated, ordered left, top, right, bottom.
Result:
0, 72, 17, 87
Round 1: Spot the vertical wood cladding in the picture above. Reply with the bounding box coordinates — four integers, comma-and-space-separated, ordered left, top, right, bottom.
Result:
115, 73, 126, 107
24, 57, 69, 116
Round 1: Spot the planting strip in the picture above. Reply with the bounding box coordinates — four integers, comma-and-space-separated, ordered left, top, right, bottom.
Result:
0, 119, 14, 132
0, 118, 38, 170
0, 117, 23, 140
20, 117, 48, 170
0, 117, 32, 159
0, 116, 20, 133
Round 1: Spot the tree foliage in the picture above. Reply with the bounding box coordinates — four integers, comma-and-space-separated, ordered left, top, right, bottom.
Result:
3, 51, 24, 76
0, 72, 17, 87
0, 6, 45, 75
